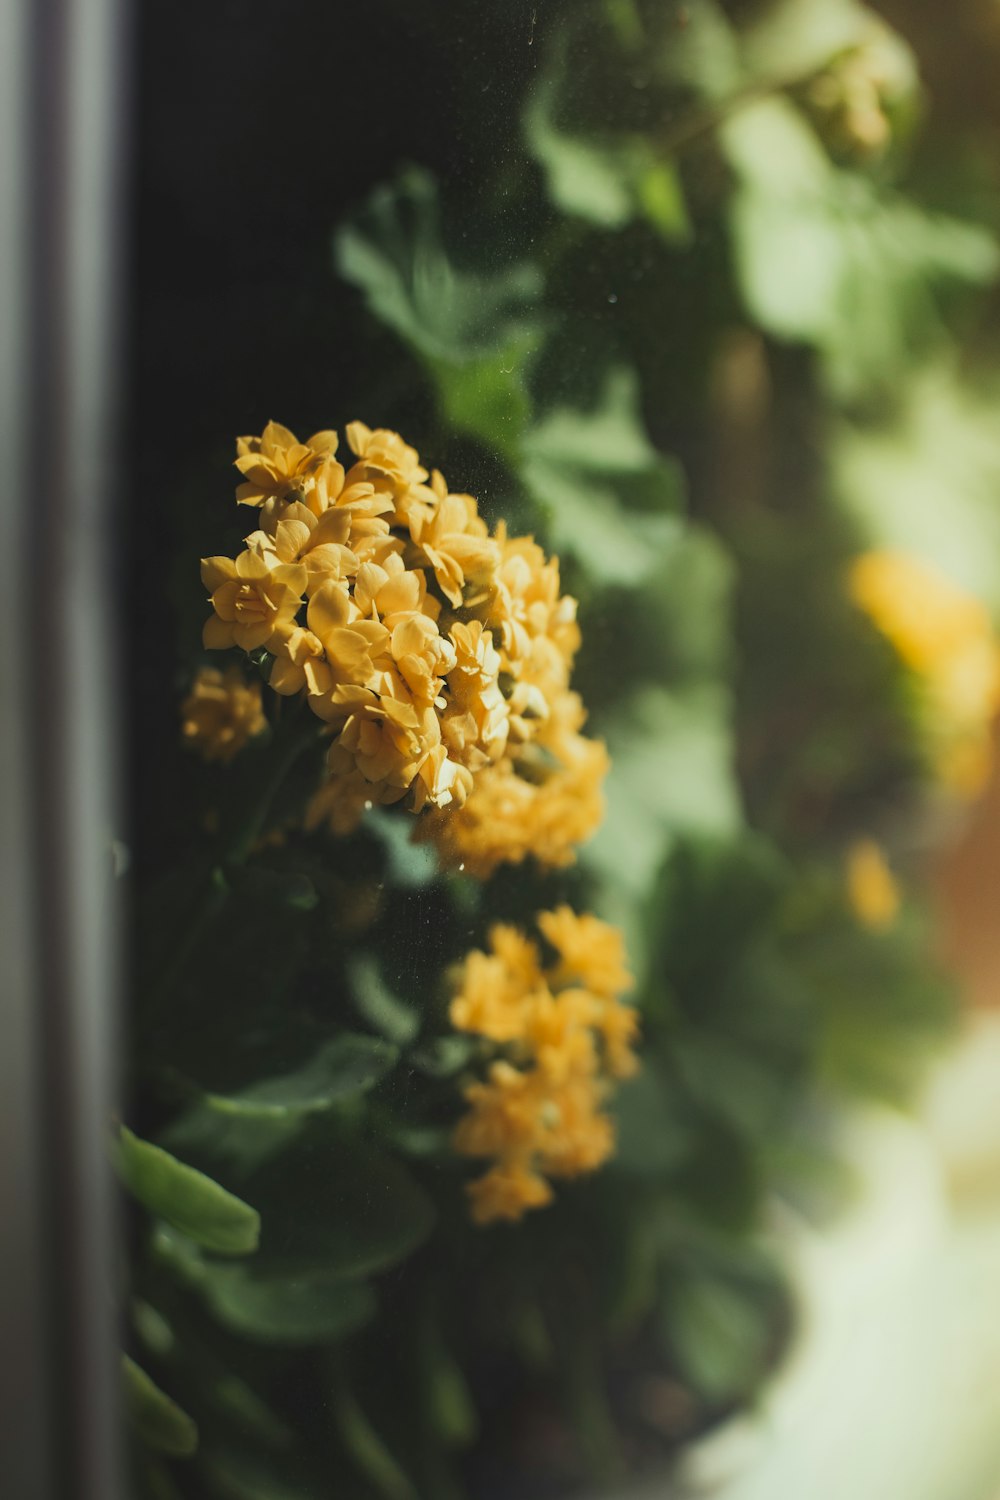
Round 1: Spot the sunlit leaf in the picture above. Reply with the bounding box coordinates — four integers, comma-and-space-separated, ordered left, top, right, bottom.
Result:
832, 362, 1000, 611
116, 1128, 260, 1256
525, 30, 690, 241
334, 167, 542, 365
123, 1355, 198, 1458
521, 367, 685, 583
723, 98, 999, 394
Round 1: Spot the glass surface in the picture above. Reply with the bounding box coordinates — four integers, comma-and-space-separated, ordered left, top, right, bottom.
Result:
114, 4, 1000, 1499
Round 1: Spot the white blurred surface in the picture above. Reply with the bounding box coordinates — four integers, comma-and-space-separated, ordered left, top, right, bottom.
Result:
665, 1015, 1000, 1500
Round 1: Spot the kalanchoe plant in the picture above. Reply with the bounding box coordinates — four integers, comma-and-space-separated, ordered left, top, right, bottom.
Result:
201, 419, 607, 873
124, 0, 997, 1495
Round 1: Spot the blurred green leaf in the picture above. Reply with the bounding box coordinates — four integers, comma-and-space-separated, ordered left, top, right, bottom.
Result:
336, 167, 542, 363
203, 1035, 399, 1121
430, 336, 535, 461
124, 1354, 198, 1458
230, 866, 318, 913
583, 687, 741, 970
648, 834, 787, 1005
349, 955, 420, 1046
418, 1319, 479, 1448
723, 98, 999, 395
660, 1259, 783, 1402
740, 0, 883, 80
244, 1138, 435, 1278
613, 1067, 690, 1177
202, 1264, 377, 1346
333, 1370, 419, 1500
160, 1105, 304, 1180
335, 167, 541, 455
367, 807, 439, 889
200, 1445, 322, 1500
521, 367, 685, 583
574, 522, 733, 715
832, 362, 1000, 611
525, 30, 690, 241
117, 1128, 260, 1256
409, 1035, 477, 1078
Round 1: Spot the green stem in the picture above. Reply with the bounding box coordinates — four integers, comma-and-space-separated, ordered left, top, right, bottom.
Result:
227, 714, 322, 864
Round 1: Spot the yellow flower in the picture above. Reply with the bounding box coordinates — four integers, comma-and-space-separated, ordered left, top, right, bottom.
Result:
849, 549, 1000, 796
449, 927, 543, 1041
304, 767, 379, 836
522, 989, 599, 1083
450, 908, 637, 1225
417, 693, 608, 876
406, 477, 498, 609
466, 1161, 553, 1226
532, 1074, 615, 1178
453, 1061, 547, 1158
234, 420, 340, 509
180, 665, 266, 763
845, 838, 900, 932
537, 906, 633, 1001
201, 548, 307, 653
344, 421, 429, 522
201, 418, 607, 852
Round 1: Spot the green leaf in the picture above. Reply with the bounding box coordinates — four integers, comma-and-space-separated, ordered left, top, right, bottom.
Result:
648, 834, 788, 1003
367, 807, 439, 889
231, 866, 318, 912
203, 1034, 399, 1120
245, 1139, 435, 1278
333, 1370, 418, 1500
409, 1035, 477, 1078
573, 522, 734, 715
659, 1260, 784, 1403
123, 1355, 198, 1458
583, 686, 741, 975
420, 1330, 478, 1449
335, 167, 542, 365
723, 98, 999, 395
202, 1264, 377, 1346
635, 158, 691, 244
116, 1127, 260, 1255
520, 367, 685, 584
200, 1445, 322, 1500
349, 956, 420, 1046
740, 0, 883, 80
524, 34, 689, 241
832, 363, 1000, 612
160, 1104, 304, 1180
430, 338, 534, 461
613, 1067, 690, 1177
525, 63, 636, 230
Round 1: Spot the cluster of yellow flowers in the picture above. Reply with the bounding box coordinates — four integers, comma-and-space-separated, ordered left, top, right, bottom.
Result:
181, 665, 267, 764
849, 550, 1000, 797
450, 908, 638, 1225
201, 421, 605, 871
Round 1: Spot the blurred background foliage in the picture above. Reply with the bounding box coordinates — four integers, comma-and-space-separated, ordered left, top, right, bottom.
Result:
126, 0, 1000, 1495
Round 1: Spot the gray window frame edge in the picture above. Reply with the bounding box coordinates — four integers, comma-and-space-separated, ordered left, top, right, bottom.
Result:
1, 0, 128, 1494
